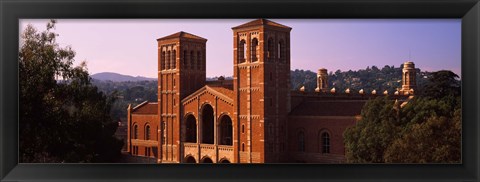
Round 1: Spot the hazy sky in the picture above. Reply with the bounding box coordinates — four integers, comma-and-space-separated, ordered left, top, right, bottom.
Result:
20, 19, 461, 78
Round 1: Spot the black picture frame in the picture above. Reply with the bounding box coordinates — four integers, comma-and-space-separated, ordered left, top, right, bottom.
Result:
1, 0, 479, 181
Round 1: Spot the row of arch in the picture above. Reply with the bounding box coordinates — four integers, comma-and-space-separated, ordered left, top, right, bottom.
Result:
132, 123, 153, 140
184, 104, 233, 145
238, 37, 286, 63
184, 155, 230, 163
160, 49, 203, 70
297, 130, 331, 154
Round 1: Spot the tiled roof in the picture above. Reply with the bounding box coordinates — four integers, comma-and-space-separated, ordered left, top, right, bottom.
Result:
209, 86, 234, 99
132, 102, 158, 115
289, 100, 366, 116
157, 31, 207, 41
232, 19, 292, 30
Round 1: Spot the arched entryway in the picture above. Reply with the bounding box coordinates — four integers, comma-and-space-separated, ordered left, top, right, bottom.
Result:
201, 157, 213, 163
185, 114, 197, 143
185, 156, 196, 163
219, 115, 233, 145
201, 104, 214, 144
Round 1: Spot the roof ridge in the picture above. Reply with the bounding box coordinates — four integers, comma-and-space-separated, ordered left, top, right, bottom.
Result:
132, 101, 149, 111
232, 18, 291, 30
157, 31, 207, 41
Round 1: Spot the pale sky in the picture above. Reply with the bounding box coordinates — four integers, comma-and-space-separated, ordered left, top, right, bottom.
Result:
20, 19, 461, 78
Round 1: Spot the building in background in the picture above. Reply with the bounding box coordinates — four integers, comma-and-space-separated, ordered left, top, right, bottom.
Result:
126, 19, 414, 163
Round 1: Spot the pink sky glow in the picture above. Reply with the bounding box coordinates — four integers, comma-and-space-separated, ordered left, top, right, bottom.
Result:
20, 19, 461, 78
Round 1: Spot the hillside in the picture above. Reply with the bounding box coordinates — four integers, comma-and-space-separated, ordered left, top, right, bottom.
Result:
91, 72, 156, 82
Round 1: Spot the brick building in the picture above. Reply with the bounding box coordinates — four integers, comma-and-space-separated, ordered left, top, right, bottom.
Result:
126, 19, 415, 163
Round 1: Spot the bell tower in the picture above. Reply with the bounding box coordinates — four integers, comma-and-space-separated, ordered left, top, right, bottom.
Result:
157, 31, 207, 163
232, 19, 291, 163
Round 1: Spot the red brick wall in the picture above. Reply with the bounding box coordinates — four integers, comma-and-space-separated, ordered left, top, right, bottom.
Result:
287, 116, 356, 163
129, 114, 159, 158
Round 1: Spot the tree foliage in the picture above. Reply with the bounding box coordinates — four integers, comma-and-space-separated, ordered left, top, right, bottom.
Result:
290, 65, 430, 93
343, 70, 461, 163
19, 20, 123, 163
344, 97, 398, 163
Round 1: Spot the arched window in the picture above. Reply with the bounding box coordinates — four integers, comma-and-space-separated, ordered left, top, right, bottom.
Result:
197, 51, 202, 70
242, 143, 245, 152
166, 50, 171, 69
321, 132, 330, 154
145, 124, 151, 140
201, 104, 214, 144
242, 124, 245, 134
238, 39, 246, 63
171, 50, 176, 69
219, 115, 233, 145
185, 115, 197, 143
183, 50, 188, 69
251, 38, 258, 62
133, 124, 138, 139
298, 131, 305, 152
190, 50, 195, 69
267, 38, 274, 61
161, 51, 166, 70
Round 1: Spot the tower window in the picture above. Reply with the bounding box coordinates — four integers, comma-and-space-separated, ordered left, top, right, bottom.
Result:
162, 121, 166, 145
238, 39, 246, 63
190, 50, 195, 69
242, 143, 245, 152
161, 51, 166, 70
278, 40, 285, 63
166, 50, 171, 69
183, 50, 188, 69
268, 124, 274, 137
251, 38, 258, 62
267, 38, 274, 61
171, 50, 176, 69
242, 124, 245, 134
197, 51, 202, 70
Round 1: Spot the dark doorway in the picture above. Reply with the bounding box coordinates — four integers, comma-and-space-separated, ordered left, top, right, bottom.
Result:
201, 104, 214, 144
185, 115, 197, 143
201, 157, 213, 163
185, 156, 196, 163
219, 115, 233, 145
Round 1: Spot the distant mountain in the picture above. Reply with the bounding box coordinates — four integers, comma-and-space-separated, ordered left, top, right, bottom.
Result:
91, 72, 156, 82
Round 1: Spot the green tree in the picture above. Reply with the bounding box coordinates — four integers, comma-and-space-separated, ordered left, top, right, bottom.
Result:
422, 70, 460, 99
384, 108, 461, 163
19, 20, 123, 162
344, 70, 461, 163
344, 96, 398, 163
